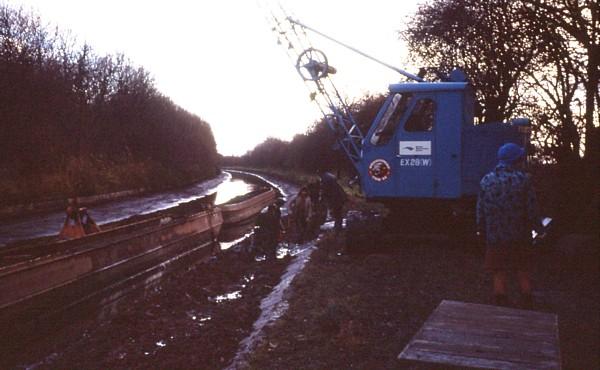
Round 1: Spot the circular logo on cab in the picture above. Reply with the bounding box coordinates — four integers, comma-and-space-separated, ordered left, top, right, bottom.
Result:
368, 159, 391, 181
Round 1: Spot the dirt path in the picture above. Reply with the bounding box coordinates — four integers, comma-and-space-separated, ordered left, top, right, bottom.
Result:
245, 232, 599, 370
226, 242, 315, 369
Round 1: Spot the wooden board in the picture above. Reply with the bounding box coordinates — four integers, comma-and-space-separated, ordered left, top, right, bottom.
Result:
398, 300, 561, 369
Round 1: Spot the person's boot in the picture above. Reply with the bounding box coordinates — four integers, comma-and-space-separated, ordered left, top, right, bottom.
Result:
494, 294, 510, 307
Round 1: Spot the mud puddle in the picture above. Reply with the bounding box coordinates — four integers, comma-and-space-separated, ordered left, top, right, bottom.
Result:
226, 240, 316, 369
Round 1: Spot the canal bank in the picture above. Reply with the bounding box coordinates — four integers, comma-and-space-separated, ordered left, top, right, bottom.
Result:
8, 172, 300, 369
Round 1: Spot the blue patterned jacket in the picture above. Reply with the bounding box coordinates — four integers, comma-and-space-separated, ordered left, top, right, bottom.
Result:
476, 164, 539, 246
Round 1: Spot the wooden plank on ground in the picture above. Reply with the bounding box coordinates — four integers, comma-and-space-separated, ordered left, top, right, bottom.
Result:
398, 300, 561, 370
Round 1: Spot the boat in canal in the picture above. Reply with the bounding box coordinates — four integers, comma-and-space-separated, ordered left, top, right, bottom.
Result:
221, 188, 278, 225
0, 187, 278, 339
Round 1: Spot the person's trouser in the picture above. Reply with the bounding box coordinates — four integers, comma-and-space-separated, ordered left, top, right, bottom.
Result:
265, 238, 278, 259
331, 206, 344, 234
295, 218, 308, 243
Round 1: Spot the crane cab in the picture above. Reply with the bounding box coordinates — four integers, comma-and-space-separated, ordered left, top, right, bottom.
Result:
359, 82, 529, 203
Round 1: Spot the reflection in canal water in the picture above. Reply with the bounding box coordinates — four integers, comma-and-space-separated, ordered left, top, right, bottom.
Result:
214, 179, 256, 205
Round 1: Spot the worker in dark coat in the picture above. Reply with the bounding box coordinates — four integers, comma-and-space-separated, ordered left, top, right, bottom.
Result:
319, 171, 347, 234
477, 143, 540, 308
307, 180, 326, 236
255, 202, 284, 260
290, 187, 313, 243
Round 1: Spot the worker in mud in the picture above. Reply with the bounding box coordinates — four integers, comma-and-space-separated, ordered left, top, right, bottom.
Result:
58, 198, 86, 239
255, 201, 285, 260
58, 198, 100, 239
289, 187, 313, 243
319, 171, 347, 235
477, 143, 540, 308
307, 180, 326, 236
79, 207, 100, 235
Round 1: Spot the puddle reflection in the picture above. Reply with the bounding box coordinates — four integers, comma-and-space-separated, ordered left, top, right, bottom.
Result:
186, 310, 212, 325
186, 311, 198, 321
210, 291, 242, 303
219, 231, 254, 251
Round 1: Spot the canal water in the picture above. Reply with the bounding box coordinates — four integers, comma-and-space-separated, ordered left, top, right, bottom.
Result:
0, 171, 257, 247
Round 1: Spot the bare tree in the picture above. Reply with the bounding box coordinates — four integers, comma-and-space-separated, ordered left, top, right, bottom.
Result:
522, 0, 599, 158
400, 0, 544, 123
519, 24, 586, 162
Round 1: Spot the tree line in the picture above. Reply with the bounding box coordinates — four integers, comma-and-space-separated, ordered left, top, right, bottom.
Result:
0, 5, 218, 202
222, 95, 385, 176
231, 0, 597, 171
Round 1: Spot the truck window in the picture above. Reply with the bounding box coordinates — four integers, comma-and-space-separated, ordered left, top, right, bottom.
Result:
371, 93, 412, 145
404, 98, 435, 132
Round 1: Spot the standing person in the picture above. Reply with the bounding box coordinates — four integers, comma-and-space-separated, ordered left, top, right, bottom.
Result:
262, 202, 285, 260
307, 180, 326, 236
477, 143, 540, 308
58, 198, 86, 240
290, 187, 313, 243
79, 207, 101, 235
319, 171, 347, 235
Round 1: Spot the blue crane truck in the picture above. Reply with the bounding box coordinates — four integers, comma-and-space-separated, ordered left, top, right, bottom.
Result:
271, 16, 531, 231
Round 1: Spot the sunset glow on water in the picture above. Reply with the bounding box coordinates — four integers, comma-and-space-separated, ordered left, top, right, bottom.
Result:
214, 179, 256, 205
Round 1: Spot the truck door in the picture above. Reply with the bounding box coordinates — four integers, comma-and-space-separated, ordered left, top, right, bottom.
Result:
395, 95, 437, 197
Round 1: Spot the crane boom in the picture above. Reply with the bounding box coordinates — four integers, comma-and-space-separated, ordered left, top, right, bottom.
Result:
286, 17, 424, 82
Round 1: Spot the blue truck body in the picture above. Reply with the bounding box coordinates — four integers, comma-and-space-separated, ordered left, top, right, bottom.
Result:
354, 82, 529, 203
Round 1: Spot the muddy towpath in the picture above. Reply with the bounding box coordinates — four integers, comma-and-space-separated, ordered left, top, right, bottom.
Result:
19, 248, 290, 369
244, 230, 599, 370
